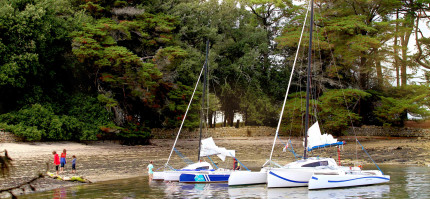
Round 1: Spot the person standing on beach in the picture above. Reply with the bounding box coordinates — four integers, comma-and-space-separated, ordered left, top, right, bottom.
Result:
53, 151, 60, 175
71, 155, 76, 174
147, 161, 154, 181
60, 149, 66, 173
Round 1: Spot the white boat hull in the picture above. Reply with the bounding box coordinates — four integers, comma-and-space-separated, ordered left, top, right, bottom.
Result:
164, 170, 212, 182
308, 172, 390, 189
228, 169, 267, 186
164, 171, 182, 182
153, 172, 164, 181
267, 168, 315, 188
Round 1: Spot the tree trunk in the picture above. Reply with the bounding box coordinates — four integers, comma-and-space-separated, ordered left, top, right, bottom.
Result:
244, 109, 248, 126
223, 112, 226, 127
359, 56, 368, 89
394, 9, 400, 87
213, 111, 216, 128
400, 30, 411, 87
376, 59, 383, 89
228, 110, 234, 127
208, 111, 213, 128
399, 9, 414, 87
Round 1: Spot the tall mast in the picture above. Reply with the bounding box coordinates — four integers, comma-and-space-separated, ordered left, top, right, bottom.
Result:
198, 40, 209, 161
304, 0, 314, 159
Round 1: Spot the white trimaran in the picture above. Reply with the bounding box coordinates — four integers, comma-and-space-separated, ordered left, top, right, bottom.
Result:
230, 0, 390, 189
153, 41, 239, 182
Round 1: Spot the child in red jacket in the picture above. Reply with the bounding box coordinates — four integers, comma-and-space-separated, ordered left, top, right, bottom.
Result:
53, 151, 60, 175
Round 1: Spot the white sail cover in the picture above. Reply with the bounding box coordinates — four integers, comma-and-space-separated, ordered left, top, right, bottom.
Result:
200, 137, 235, 161
305, 122, 342, 151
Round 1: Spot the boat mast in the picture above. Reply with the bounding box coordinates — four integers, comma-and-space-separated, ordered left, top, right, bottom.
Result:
304, 0, 314, 160
198, 40, 209, 161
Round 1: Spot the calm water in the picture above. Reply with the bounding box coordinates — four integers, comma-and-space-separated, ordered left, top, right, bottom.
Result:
20, 165, 430, 199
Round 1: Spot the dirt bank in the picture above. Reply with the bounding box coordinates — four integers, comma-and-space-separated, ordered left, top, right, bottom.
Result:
0, 136, 429, 197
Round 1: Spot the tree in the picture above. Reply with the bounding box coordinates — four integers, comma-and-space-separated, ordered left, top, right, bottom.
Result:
374, 85, 430, 126
0, 0, 77, 112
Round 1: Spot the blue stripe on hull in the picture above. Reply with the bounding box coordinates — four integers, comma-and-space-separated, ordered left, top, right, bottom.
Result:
179, 173, 230, 182
328, 176, 390, 183
269, 171, 308, 184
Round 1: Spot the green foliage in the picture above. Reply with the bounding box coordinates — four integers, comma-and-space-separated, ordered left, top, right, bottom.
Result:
281, 92, 318, 136
318, 89, 370, 135
0, 0, 428, 144
160, 82, 201, 128
0, 123, 43, 141
282, 89, 370, 136
0, 94, 113, 141
66, 94, 115, 140
0, 0, 73, 89
0, 104, 78, 141
240, 88, 278, 126
117, 122, 151, 145
373, 85, 430, 126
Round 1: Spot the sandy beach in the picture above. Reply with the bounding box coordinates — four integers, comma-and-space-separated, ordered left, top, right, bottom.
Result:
0, 136, 429, 197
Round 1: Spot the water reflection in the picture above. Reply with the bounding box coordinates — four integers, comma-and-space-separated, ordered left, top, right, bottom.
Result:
228, 185, 390, 199
52, 187, 67, 199
163, 182, 229, 198
228, 185, 266, 198
19, 166, 430, 199
405, 167, 430, 199
308, 185, 389, 199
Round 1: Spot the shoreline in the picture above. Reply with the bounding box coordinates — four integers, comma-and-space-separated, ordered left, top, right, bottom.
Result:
0, 136, 429, 197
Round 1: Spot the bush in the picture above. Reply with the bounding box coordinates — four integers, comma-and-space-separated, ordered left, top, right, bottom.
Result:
0, 94, 114, 141
118, 122, 152, 145
0, 104, 80, 141
0, 123, 42, 141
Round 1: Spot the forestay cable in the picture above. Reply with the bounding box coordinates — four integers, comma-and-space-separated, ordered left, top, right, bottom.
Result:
165, 63, 206, 167
269, 0, 311, 163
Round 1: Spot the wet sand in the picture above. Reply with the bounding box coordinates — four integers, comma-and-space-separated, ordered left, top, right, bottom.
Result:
0, 136, 429, 196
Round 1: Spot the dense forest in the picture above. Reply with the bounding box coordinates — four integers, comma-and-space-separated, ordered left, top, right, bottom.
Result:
0, 0, 429, 143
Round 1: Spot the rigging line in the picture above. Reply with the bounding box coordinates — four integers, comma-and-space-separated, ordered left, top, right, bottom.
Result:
206, 57, 210, 132
269, 0, 311, 163
315, 6, 361, 163
165, 62, 206, 167
304, 0, 315, 159
287, 40, 307, 141
174, 147, 194, 165
313, 5, 325, 134
206, 156, 219, 169
356, 139, 384, 174
198, 40, 209, 161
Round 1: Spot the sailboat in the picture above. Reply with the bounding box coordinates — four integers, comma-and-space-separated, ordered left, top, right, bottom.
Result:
267, 0, 390, 189
154, 41, 240, 183
154, 40, 215, 182
178, 137, 240, 183
228, 0, 315, 187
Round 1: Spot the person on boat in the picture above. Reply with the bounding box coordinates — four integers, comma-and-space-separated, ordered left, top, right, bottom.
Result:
233, 158, 240, 170
147, 160, 154, 181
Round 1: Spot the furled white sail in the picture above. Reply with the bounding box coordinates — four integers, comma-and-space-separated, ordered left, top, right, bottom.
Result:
200, 137, 235, 161
305, 122, 344, 151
